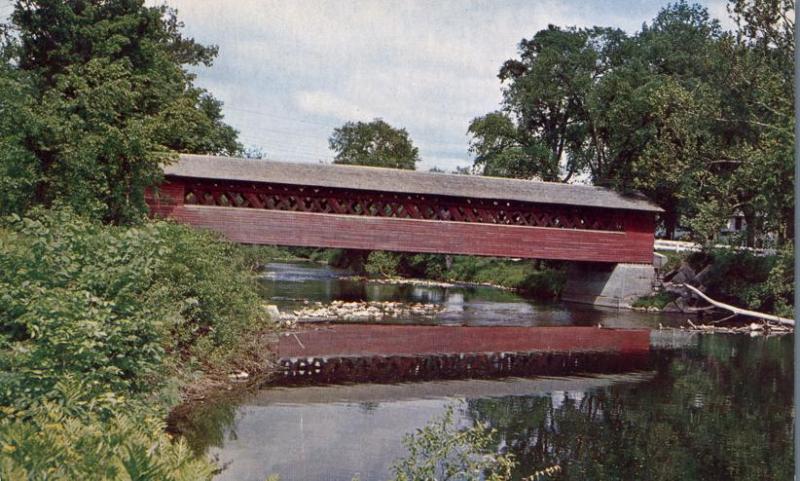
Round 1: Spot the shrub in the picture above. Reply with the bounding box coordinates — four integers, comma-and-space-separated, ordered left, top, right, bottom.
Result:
0, 384, 214, 481
391, 405, 515, 481
446, 257, 566, 299
694, 247, 793, 317
365, 251, 402, 277
632, 291, 678, 310
0, 208, 271, 479
0, 208, 269, 410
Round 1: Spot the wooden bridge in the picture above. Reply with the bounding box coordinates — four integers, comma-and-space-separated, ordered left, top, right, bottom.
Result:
147, 154, 662, 264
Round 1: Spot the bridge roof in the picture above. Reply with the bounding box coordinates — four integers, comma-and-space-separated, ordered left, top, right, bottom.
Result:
166, 154, 663, 212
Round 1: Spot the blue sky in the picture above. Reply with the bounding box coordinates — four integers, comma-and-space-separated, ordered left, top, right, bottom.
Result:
2, 1, 733, 171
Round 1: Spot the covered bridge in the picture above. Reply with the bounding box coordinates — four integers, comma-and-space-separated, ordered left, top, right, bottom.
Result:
147, 154, 662, 264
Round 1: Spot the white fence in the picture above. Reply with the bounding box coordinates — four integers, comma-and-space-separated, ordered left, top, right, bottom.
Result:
654, 239, 775, 256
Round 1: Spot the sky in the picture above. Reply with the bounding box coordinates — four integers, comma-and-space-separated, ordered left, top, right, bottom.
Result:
1, 0, 734, 172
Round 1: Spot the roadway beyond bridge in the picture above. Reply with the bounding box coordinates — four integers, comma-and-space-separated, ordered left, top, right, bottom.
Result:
147, 154, 664, 307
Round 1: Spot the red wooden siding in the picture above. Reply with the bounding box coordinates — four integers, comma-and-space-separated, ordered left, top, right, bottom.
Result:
147, 179, 654, 264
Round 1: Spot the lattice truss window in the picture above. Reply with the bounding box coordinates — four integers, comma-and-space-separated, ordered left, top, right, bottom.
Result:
179, 181, 624, 231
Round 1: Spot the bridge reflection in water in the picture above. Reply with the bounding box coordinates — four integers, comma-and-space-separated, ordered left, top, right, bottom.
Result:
277, 325, 652, 385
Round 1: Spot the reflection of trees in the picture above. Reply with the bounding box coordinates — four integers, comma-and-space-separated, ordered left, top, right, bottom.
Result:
168, 399, 239, 454
467, 336, 793, 481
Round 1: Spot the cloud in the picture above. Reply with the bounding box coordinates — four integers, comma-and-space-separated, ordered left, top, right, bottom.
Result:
294, 90, 376, 122
151, 0, 730, 171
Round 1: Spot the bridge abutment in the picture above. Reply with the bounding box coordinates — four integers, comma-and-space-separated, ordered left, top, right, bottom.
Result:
562, 262, 656, 309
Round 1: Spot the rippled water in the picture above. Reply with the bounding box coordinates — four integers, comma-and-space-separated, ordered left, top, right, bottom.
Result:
178, 262, 793, 481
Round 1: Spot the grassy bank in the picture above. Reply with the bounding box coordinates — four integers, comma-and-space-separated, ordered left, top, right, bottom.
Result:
0, 209, 275, 479
251, 247, 567, 300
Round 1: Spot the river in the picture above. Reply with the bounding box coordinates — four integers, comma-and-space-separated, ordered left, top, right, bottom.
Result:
177, 261, 793, 481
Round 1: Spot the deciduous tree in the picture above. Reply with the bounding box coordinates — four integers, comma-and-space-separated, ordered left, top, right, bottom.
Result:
329, 118, 419, 170
0, 0, 241, 223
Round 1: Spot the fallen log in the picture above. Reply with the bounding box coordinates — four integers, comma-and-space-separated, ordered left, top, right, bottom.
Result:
681, 283, 794, 327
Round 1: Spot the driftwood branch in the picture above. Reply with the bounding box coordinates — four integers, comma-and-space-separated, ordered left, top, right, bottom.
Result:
682, 284, 794, 327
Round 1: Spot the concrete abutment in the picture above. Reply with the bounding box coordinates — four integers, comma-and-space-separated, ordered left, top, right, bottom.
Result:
562, 262, 656, 309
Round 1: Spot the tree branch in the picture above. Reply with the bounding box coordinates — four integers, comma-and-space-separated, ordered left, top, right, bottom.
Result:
682, 283, 794, 326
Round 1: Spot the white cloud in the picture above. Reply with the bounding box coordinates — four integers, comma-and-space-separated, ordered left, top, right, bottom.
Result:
151, 0, 730, 171
294, 90, 376, 122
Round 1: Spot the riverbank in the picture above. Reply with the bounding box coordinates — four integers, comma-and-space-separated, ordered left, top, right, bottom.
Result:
633, 247, 793, 320
0, 210, 281, 479
254, 247, 567, 299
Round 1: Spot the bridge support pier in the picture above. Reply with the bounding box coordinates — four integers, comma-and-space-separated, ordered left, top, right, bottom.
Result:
562, 262, 656, 309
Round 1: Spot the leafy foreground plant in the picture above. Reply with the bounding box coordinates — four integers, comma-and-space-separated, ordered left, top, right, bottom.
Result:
0, 384, 213, 481
390, 405, 515, 481
0, 209, 271, 479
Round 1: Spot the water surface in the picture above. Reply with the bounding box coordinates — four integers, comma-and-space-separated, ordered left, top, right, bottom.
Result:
180, 262, 792, 481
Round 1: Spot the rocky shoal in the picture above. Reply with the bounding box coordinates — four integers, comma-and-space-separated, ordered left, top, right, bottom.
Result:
265, 300, 444, 326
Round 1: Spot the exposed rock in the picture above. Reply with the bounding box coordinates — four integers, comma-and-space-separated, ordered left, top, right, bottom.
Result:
666, 262, 696, 285
228, 371, 249, 381
674, 296, 691, 312
279, 300, 444, 323
264, 304, 281, 318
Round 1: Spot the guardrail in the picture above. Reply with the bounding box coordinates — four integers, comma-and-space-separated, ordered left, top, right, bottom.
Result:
654, 239, 775, 256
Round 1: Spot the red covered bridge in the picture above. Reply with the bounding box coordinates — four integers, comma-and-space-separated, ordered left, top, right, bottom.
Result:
147, 154, 662, 264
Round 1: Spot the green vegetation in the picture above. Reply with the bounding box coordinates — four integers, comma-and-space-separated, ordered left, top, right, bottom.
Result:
321, 250, 568, 300
438, 256, 566, 300
0, 1, 273, 477
0, 0, 794, 478
0, 209, 271, 479
0, 0, 240, 223
632, 291, 679, 310
687, 247, 793, 317
238, 245, 308, 270
365, 251, 404, 278
391, 405, 515, 481
469, 0, 793, 247
330, 118, 420, 170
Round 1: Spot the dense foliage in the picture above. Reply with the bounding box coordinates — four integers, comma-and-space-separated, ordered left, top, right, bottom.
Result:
0, 209, 270, 478
469, 0, 793, 246
0, 0, 241, 223
329, 118, 420, 170
686, 247, 794, 317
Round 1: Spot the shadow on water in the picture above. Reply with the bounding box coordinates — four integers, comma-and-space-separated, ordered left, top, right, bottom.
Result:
174, 262, 793, 481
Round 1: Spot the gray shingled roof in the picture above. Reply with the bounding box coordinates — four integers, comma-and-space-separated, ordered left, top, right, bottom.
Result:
165, 154, 663, 212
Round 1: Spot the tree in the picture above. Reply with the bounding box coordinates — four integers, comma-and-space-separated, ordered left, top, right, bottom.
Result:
0, 1, 241, 223
329, 118, 419, 170
468, 25, 629, 182
469, 1, 794, 245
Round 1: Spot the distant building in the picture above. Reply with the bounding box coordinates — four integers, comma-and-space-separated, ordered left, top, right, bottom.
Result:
721, 211, 746, 235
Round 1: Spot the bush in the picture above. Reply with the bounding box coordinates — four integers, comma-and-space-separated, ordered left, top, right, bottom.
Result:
237, 245, 302, 270
699, 247, 793, 318
0, 209, 272, 479
365, 251, 402, 277
391, 405, 515, 481
632, 291, 678, 310
0, 384, 214, 481
0, 209, 269, 409
446, 256, 566, 299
